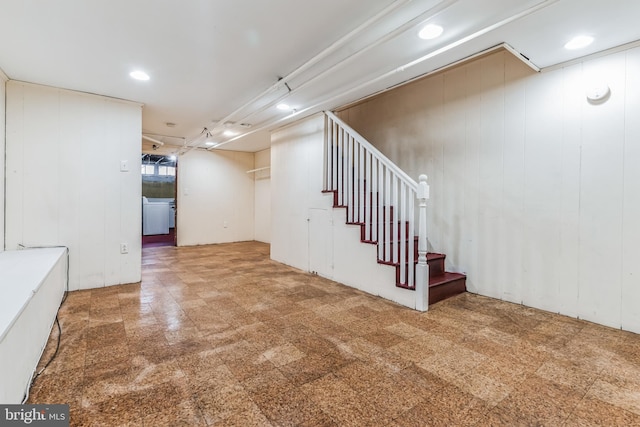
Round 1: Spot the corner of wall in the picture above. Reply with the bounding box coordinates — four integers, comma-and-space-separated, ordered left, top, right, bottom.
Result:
0, 69, 8, 252
254, 147, 271, 243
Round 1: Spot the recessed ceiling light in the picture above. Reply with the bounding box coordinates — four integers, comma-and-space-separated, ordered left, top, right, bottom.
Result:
277, 103, 291, 111
564, 35, 594, 50
205, 141, 218, 147
418, 24, 444, 40
223, 130, 239, 137
129, 70, 150, 81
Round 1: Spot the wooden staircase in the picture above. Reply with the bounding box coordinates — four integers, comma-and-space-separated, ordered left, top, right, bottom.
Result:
323, 111, 466, 307
324, 189, 466, 305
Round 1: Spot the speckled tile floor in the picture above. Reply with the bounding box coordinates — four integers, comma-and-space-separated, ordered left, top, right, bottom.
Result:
28, 241, 640, 426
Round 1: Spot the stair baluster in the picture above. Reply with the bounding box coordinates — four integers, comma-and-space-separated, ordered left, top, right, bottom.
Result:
323, 111, 467, 305
324, 111, 420, 289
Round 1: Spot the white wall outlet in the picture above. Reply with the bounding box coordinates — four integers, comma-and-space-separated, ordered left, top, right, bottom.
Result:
120, 243, 129, 254
120, 160, 129, 172
223, 221, 228, 228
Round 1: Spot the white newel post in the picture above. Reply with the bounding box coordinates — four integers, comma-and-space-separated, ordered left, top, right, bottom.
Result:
415, 174, 430, 311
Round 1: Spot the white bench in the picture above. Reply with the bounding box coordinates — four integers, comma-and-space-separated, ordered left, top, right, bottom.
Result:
0, 248, 67, 403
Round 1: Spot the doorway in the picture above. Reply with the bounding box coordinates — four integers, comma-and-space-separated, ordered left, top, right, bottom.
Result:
141, 154, 177, 247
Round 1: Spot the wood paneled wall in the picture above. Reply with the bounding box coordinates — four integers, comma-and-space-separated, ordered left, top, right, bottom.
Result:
0, 71, 6, 250
5, 82, 142, 290
338, 48, 640, 333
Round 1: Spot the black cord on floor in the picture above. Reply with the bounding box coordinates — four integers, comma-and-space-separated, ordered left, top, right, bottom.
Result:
31, 316, 62, 379
20, 245, 70, 404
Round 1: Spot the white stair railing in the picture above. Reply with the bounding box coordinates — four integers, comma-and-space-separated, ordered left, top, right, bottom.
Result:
324, 111, 429, 295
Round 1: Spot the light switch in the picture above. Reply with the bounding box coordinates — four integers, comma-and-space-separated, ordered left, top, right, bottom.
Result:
120, 160, 129, 172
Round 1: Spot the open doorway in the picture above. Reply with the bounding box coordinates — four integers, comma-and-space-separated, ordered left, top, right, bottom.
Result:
141, 154, 177, 247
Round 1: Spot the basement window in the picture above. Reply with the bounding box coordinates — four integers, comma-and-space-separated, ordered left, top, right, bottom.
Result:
141, 154, 177, 177
141, 164, 155, 175
158, 165, 176, 177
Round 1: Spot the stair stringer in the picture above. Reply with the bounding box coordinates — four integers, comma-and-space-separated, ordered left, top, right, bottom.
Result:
319, 193, 416, 309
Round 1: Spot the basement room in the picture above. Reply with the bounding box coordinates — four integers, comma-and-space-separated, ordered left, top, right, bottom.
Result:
1, 0, 639, 425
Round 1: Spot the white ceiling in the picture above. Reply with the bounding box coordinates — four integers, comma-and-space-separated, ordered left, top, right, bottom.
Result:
1, 0, 639, 153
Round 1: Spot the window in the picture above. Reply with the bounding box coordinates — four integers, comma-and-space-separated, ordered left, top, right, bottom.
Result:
158, 165, 176, 176
141, 154, 177, 177
141, 164, 155, 175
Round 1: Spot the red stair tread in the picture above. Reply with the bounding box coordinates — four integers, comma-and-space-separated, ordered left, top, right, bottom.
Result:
429, 272, 465, 287
324, 188, 467, 305
428, 272, 466, 305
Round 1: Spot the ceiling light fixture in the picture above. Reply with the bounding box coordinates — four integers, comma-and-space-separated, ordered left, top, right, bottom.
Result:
277, 103, 291, 111
564, 35, 594, 50
223, 130, 239, 137
129, 70, 150, 81
205, 141, 218, 147
418, 24, 444, 40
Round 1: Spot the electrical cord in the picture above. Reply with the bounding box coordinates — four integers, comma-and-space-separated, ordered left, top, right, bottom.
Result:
19, 245, 70, 404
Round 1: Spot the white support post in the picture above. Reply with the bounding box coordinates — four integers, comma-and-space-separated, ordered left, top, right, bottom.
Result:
347, 135, 353, 222
415, 174, 430, 312
323, 115, 328, 190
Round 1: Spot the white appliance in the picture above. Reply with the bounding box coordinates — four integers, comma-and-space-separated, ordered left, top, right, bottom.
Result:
142, 197, 171, 235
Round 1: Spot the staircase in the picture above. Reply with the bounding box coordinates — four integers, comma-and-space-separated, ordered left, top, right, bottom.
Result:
323, 111, 466, 307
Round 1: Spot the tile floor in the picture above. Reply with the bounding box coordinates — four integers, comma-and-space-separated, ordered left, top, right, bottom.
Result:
28, 241, 640, 426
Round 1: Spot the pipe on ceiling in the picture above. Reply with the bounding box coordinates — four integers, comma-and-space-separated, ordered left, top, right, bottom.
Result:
210, 0, 560, 151
230, 0, 460, 129
142, 134, 165, 146
189, 0, 411, 148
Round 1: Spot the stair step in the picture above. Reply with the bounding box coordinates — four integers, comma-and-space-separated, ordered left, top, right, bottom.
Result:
426, 253, 445, 277
378, 252, 444, 279
325, 189, 466, 305
429, 272, 467, 304
395, 272, 466, 304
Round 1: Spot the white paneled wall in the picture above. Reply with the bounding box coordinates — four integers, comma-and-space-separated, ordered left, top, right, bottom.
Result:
254, 148, 271, 243
338, 47, 640, 333
5, 82, 142, 291
270, 115, 325, 270
0, 70, 6, 250
177, 149, 255, 246
622, 51, 640, 333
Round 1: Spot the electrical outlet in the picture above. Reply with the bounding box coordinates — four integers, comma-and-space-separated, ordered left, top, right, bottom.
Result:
223, 221, 228, 228
120, 243, 129, 254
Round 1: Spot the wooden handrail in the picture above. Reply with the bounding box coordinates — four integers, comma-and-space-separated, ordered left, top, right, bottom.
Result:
324, 111, 418, 191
